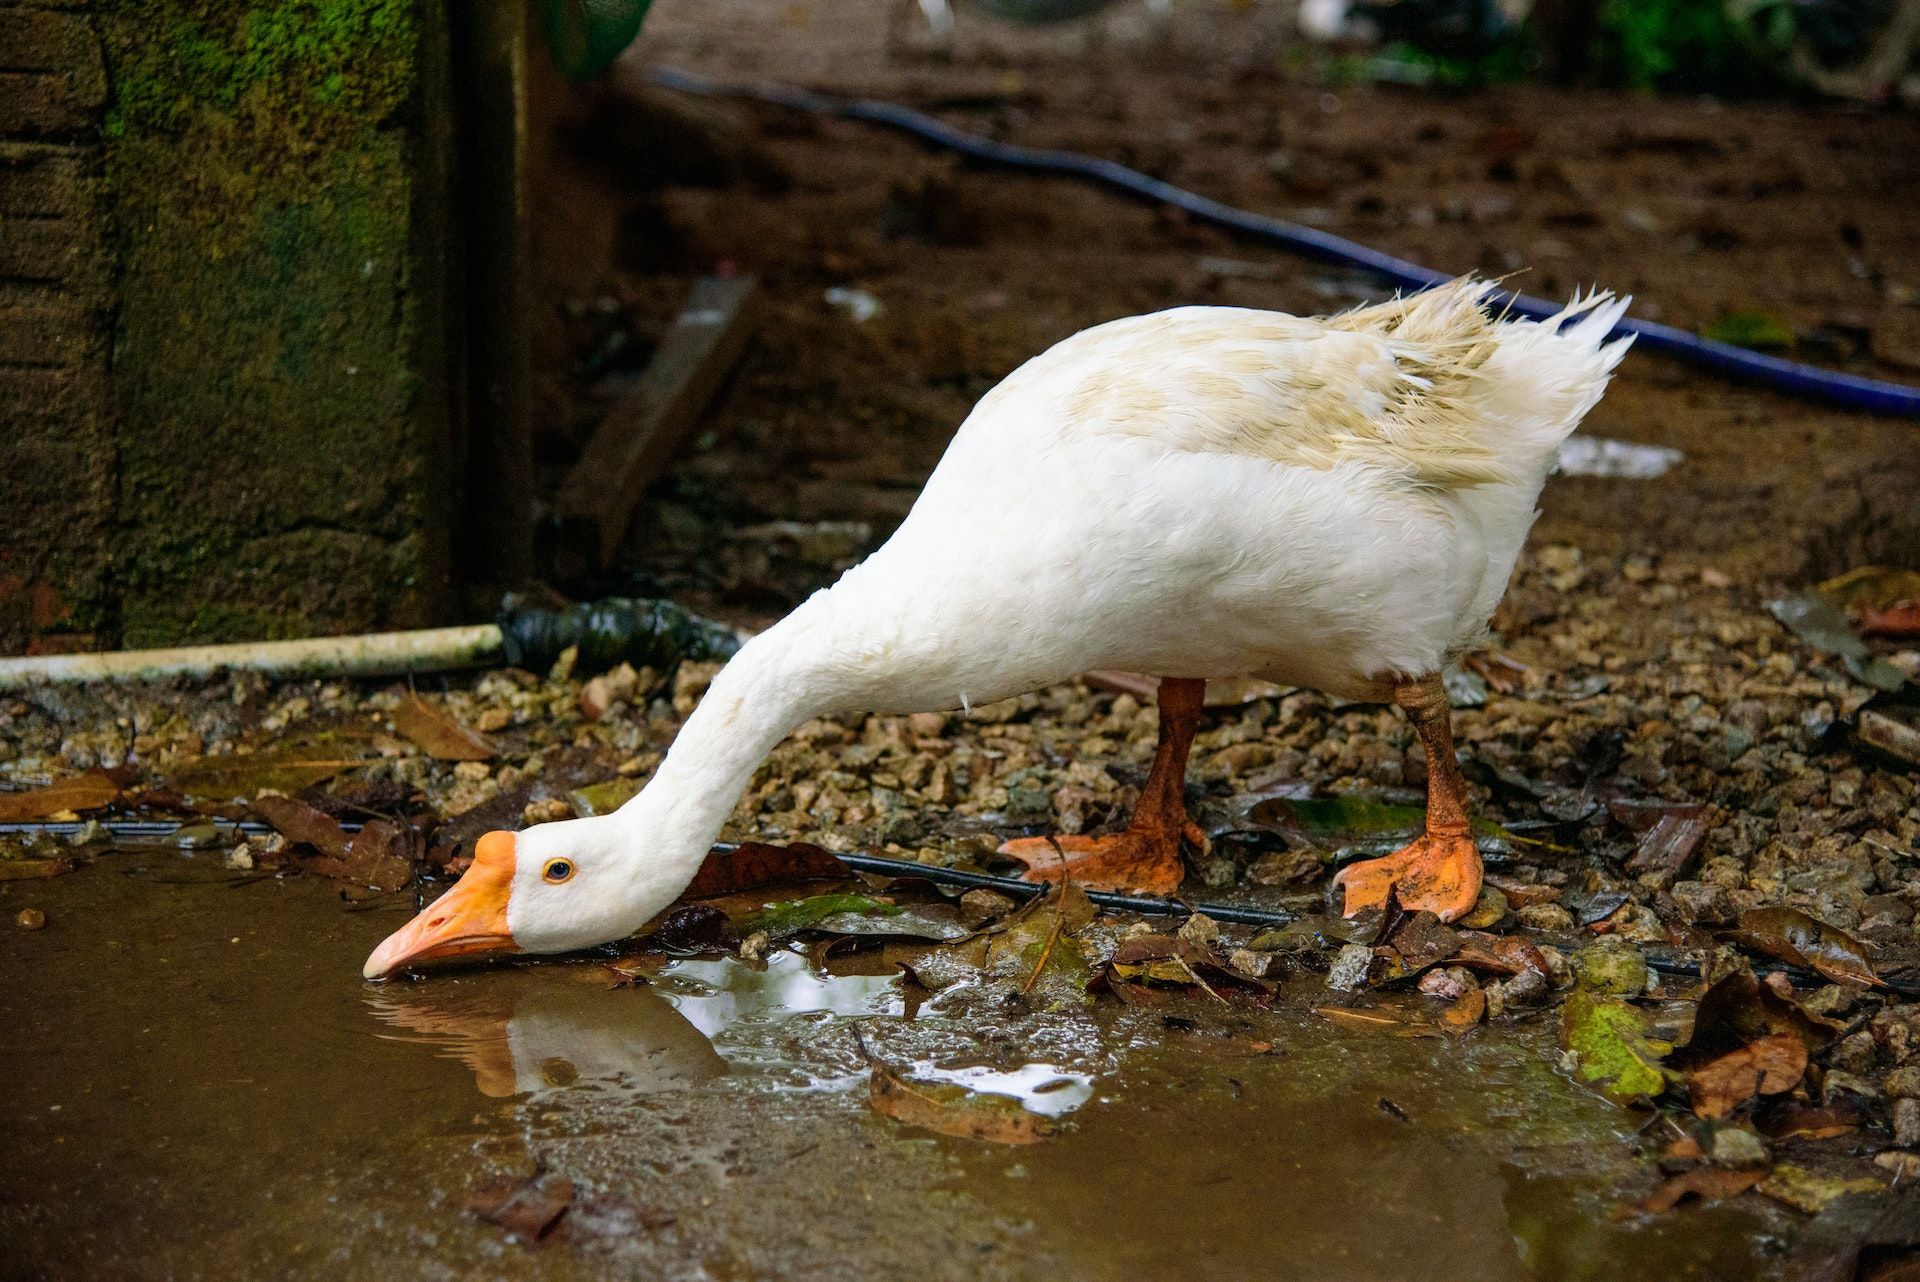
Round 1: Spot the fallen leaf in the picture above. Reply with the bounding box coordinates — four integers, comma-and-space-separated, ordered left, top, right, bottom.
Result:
390, 691, 496, 762
1641, 1168, 1767, 1213
739, 893, 900, 939
1625, 804, 1714, 879
1858, 601, 1920, 638
0, 857, 83, 880
863, 1048, 1051, 1145
1755, 1101, 1860, 1141
168, 750, 360, 801
467, 1172, 574, 1242
250, 794, 353, 860
0, 770, 120, 822
1455, 933, 1550, 978
1384, 912, 1463, 973
1757, 1165, 1884, 1215
650, 904, 738, 953
1442, 987, 1487, 1033
1673, 967, 1839, 1066
1768, 595, 1910, 693
1730, 907, 1881, 988
984, 883, 1094, 1002
1561, 990, 1673, 1103
1688, 1033, 1808, 1118
683, 841, 848, 900
1817, 566, 1920, 614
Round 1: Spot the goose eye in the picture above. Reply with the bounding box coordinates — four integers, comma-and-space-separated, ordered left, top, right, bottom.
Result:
542, 858, 575, 884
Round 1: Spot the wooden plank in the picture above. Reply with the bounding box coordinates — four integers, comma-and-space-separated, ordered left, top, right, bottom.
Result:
553, 275, 759, 566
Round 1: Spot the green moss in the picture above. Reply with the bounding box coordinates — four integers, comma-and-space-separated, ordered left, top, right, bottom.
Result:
95, 0, 453, 645
104, 0, 414, 142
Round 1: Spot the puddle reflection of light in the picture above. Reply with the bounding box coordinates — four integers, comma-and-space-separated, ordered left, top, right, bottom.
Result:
909, 1063, 1095, 1117
654, 950, 904, 1039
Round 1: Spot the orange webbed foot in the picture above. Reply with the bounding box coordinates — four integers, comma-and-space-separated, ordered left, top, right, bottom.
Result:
998, 831, 1187, 896
1333, 831, 1482, 923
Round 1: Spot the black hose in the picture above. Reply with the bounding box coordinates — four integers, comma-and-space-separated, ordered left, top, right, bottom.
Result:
648, 65, 1920, 419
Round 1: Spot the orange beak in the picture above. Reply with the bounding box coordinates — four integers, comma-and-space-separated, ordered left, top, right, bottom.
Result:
363, 831, 521, 979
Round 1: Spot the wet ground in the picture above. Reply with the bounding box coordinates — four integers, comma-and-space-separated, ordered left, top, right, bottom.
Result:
1, 858, 1786, 1281
5, 3, 1920, 1278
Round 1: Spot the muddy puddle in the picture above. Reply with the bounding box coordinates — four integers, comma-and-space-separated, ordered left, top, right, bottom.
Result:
2, 858, 1789, 1280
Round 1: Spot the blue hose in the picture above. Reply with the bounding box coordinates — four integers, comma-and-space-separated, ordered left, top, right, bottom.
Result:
650, 65, 1920, 418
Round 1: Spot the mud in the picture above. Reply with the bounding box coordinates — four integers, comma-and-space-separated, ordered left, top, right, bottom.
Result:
1, 857, 1785, 1280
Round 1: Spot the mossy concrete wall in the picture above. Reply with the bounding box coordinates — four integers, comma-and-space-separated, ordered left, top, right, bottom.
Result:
1, 0, 460, 653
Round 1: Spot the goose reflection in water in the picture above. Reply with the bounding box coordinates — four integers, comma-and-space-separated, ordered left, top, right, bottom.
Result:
366, 951, 903, 1100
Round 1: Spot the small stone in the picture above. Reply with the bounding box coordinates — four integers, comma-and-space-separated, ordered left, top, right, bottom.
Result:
548, 644, 579, 683
1459, 886, 1509, 929
738, 930, 770, 963
1247, 848, 1322, 887
453, 760, 491, 782
1327, 943, 1375, 991
223, 844, 255, 871
1485, 967, 1549, 1017
1829, 1030, 1878, 1075
579, 662, 640, 721
907, 712, 948, 738
1417, 965, 1477, 1000
1894, 1098, 1920, 1147
16, 908, 46, 930
474, 706, 513, 734
1884, 1066, 1920, 1100
673, 662, 723, 717
1669, 880, 1736, 925
1229, 948, 1283, 979
958, 889, 1016, 926
1801, 985, 1860, 1018
1709, 1127, 1769, 1167
1571, 937, 1649, 996
1178, 912, 1221, 947
1823, 1070, 1880, 1105
66, 819, 108, 847
1514, 903, 1575, 932
522, 798, 574, 826
1211, 742, 1274, 775
1874, 1151, 1920, 1181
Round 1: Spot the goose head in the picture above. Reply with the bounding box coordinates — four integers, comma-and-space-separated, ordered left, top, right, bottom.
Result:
363, 630, 828, 980
362, 799, 698, 980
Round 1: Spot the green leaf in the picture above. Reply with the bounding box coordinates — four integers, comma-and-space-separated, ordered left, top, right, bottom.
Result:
739, 893, 900, 938
1560, 991, 1673, 1103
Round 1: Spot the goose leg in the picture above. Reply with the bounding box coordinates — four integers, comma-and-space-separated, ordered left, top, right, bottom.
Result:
998, 676, 1204, 894
1333, 674, 1483, 922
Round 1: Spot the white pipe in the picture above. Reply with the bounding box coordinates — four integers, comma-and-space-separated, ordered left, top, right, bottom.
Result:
0, 624, 506, 690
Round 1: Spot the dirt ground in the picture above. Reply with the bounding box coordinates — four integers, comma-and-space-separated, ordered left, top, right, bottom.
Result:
4, 2, 1920, 1278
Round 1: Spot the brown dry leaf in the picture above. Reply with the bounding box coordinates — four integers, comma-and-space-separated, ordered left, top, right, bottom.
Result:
467, 1172, 574, 1242
1729, 907, 1881, 989
1757, 1165, 1884, 1215
250, 794, 354, 860
0, 770, 120, 822
1687, 1032, 1808, 1119
390, 691, 496, 762
168, 750, 360, 801
1641, 1168, 1767, 1214
1454, 933, 1550, 978
0, 857, 84, 881
1859, 601, 1920, 638
683, 841, 848, 900
1441, 987, 1487, 1033
1755, 1102, 1860, 1141
864, 1053, 1051, 1145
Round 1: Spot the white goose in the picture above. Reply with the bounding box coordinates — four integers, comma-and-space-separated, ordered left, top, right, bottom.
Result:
366, 277, 1630, 979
